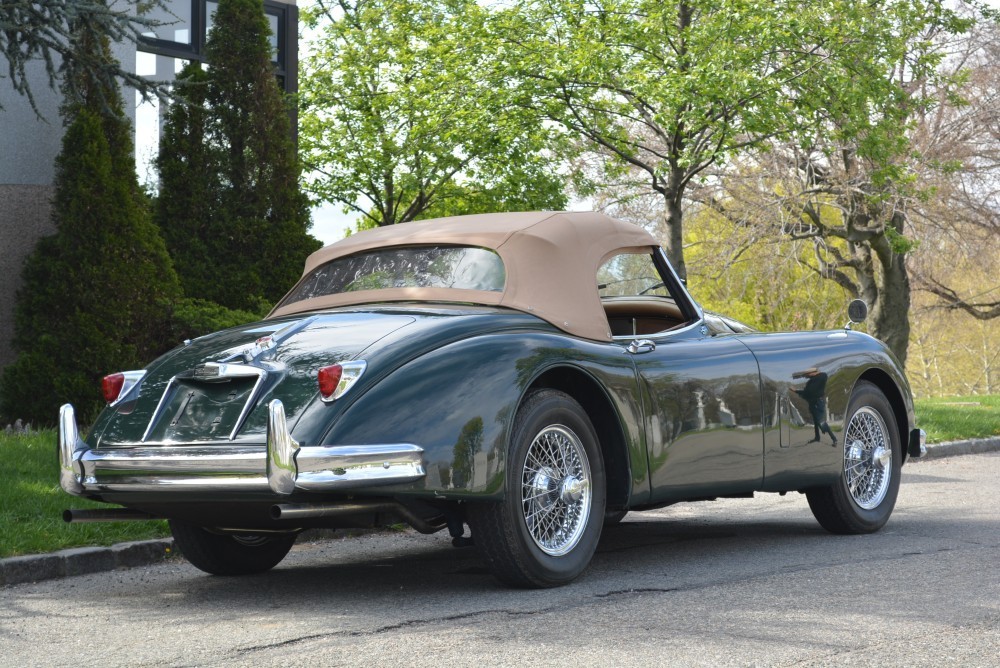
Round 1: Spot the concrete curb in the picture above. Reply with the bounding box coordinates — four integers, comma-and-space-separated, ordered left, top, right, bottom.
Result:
1, 539, 174, 587
3, 438, 998, 587
915, 436, 1000, 461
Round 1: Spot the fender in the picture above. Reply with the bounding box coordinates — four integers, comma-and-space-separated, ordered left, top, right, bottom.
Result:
737, 329, 914, 492
320, 331, 644, 500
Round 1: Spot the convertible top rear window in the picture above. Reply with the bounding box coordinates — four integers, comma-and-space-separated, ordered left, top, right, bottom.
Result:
279, 246, 506, 307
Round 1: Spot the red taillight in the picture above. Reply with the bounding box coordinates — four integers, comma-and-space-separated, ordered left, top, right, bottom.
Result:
317, 364, 343, 399
102, 373, 125, 403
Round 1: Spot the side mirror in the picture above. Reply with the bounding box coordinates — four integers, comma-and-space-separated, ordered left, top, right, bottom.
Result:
846, 299, 868, 330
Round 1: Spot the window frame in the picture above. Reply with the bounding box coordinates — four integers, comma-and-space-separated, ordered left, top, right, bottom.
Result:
138, 0, 297, 95
601, 247, 704, 342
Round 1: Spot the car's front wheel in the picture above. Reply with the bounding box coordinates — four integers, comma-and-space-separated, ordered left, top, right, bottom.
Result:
806, 381, 902, 534
169, 520, 296, 575
469, 389, 606, 587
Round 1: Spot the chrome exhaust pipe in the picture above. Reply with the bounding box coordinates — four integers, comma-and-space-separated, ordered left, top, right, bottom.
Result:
63, 508, 161, 523
270, 501, 446, 534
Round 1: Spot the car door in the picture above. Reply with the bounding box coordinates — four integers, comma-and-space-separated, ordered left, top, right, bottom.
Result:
598, 249, 765, 504
630, 329, 765, 502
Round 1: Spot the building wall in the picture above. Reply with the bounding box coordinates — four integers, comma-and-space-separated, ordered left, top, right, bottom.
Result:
0, 0, 297, 377
0, 186, 54, 369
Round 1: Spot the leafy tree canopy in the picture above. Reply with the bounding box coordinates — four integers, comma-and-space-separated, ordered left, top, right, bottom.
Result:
299, 0, 568, 228
499, 0, 968, 282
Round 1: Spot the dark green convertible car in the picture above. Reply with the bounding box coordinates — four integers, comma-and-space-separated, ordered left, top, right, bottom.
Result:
58, 211, 925, 587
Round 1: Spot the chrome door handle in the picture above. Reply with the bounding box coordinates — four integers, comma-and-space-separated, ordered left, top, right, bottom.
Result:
627, 339, 656, 354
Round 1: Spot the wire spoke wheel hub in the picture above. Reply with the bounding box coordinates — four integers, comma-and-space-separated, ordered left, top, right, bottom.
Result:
843, 406, 892, 510
521, 425, 592, 557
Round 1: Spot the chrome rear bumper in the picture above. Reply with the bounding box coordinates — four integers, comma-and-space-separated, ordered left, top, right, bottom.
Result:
58, 400, 425, 496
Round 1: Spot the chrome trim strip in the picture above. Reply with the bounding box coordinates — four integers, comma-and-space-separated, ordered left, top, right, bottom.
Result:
140, 377, 177, 443
56, 402, 425, 496
80, 446, 265, 473
81, 477, 274, 493
295, 443, 425, 491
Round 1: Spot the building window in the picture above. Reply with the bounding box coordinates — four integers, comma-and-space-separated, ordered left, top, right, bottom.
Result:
134, 0, 297, 187
141, 1, 194, 44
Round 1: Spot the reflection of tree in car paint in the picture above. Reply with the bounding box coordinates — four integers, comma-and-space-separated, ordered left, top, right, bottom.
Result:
451, 416, 484, 489
793, 367, 838, 446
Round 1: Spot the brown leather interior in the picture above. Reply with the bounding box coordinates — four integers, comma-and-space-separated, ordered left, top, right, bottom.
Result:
603, 298, 686, 337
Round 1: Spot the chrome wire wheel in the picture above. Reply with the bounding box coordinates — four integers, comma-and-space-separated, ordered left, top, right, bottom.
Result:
843, 406, 893, 510
521, 425, 592, 557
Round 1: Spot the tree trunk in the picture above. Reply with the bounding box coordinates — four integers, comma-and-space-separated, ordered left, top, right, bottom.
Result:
660, 167, 687, 280
868, 232, 911, 368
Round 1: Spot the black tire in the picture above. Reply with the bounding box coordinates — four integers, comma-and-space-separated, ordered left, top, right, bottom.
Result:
169, 520, 296, 576
806, 381, 902, 534
469, 389, 606, 588
604, 509, 628, 526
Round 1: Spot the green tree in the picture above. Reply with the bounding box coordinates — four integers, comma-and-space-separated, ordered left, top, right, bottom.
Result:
499, 0, 835, 278
698, 2, 973, 366
0, 16, 180, 425
155, 62, 219, 302
683, 206, 848, 332
299, 0, 567, 229
501, 0, 959, 283
157, 0, 319, 312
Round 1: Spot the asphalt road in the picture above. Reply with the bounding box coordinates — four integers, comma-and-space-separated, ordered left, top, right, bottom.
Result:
3, 453, 998, 667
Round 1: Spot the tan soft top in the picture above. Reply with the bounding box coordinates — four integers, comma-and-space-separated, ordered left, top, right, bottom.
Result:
269, 211, 658, 341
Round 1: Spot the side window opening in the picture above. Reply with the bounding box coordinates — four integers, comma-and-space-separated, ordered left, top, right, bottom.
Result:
598, 252, 692, 337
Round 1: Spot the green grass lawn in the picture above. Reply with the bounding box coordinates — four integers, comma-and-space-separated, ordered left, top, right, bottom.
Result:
914, 394, 1000, 443
1, 431, 168, 558
2, 394, 997, 559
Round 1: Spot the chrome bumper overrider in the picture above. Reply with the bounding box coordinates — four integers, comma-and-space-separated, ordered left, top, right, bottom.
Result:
58, 400, 425, 496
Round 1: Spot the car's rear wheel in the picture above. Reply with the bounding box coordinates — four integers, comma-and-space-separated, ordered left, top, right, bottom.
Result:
169, 520, 296, 575
604, 509, 629, 526
806, 381, 902, 534
469, 389, 606, 588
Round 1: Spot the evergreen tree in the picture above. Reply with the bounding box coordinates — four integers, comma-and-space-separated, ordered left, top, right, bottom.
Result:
0, 14, 181, 425
155, 62, 218, 301
157, 0, 318, 312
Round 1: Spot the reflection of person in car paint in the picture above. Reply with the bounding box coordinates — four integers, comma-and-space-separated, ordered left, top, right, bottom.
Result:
793, 368, 838, 446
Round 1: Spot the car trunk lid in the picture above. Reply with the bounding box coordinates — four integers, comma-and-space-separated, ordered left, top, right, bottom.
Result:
93, 312, 415, 447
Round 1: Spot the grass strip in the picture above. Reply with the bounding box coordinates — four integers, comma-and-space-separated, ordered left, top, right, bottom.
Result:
914, 394, 1000, 443
1, 431, 168, 559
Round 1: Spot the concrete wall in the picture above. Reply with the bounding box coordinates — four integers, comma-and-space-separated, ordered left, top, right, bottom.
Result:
0, 185, 55, 369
